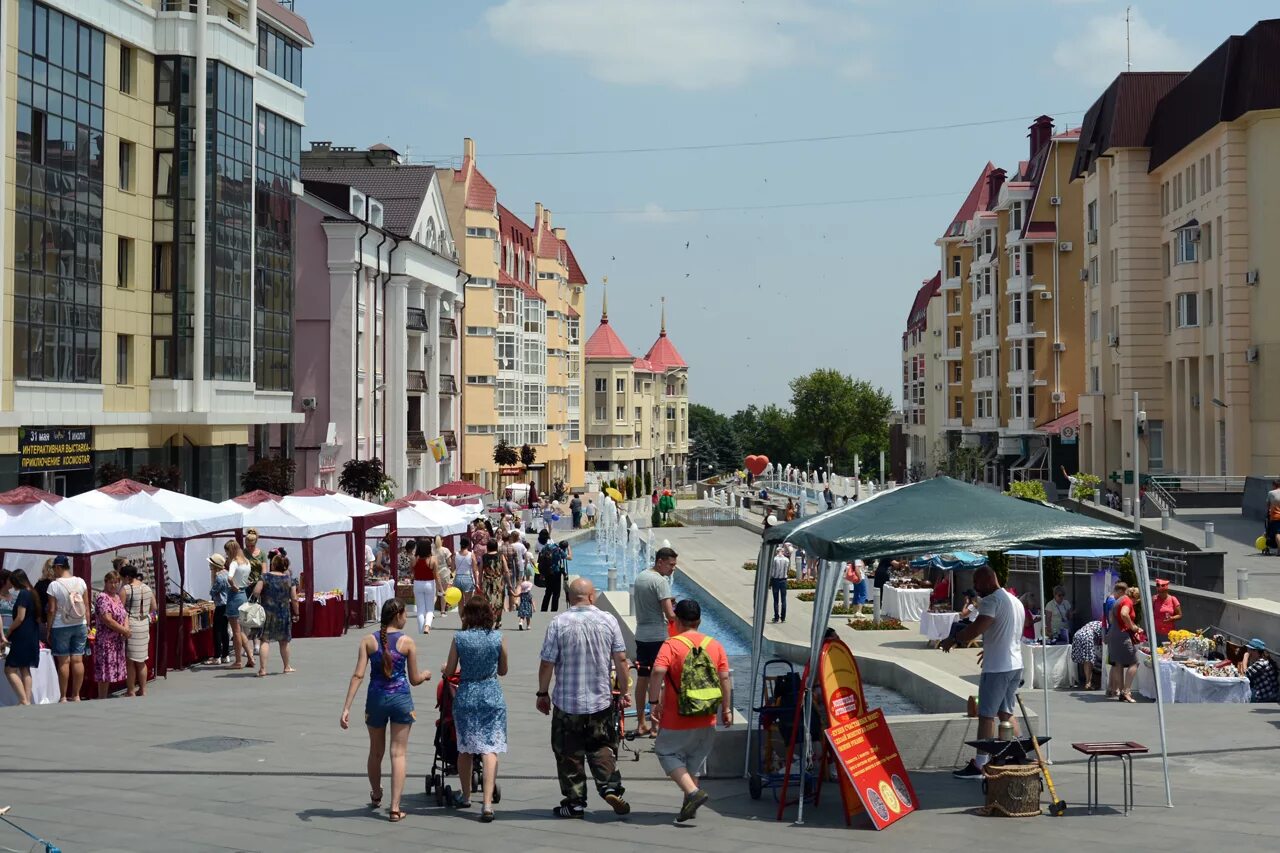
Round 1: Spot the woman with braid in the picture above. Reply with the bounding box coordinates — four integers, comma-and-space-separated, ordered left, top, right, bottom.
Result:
340, 599, 431, 822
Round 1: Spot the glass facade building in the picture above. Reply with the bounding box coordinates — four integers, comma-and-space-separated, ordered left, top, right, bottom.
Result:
12, 0, 106, 383
254, 110, 300, 391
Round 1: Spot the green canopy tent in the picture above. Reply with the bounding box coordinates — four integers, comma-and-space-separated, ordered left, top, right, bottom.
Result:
747, 477, 1169, 823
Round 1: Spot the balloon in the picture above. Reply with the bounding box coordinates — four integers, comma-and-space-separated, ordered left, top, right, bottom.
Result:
745, 455, 769, 477
444, 586, 463, 607
551, 513, 561, 521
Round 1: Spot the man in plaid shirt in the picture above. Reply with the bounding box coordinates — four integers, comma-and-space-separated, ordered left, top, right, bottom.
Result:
537, 577, 632, 819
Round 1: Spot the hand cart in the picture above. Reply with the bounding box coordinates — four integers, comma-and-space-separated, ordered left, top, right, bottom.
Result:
747, 659, 822, 806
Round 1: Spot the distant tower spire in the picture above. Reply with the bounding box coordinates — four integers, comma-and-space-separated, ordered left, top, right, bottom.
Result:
660, 296, 667, 336
601, 276, 609, 323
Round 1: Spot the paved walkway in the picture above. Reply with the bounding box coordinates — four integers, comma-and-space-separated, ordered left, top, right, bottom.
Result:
1161, 506, 1280, 601
3, 529, 1279, 851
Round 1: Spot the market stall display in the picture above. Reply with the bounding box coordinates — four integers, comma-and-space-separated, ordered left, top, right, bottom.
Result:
0, 648, 57, 705
1020, 642, 1078, 689
881, 584, 932, 621
293, 591, 346, 638
1134, 634, 1251, 703
363, 580, 396, 622
919, 610, 960, 643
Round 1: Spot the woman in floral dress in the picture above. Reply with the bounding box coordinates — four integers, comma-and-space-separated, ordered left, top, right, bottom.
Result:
443, 594, 508, 820
93, 571, 130, 697
253, 553, 299, 677
480, 541, 509, 630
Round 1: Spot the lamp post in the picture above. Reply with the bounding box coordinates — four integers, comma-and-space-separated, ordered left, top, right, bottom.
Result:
1133, 391, 1144, 532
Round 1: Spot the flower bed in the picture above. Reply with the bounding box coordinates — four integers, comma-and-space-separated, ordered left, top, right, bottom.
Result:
845, 617, 906, 631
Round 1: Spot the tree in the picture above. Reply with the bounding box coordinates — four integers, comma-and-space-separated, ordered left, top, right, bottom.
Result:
1043, 556, 1065, 601
339, 458, 393, 502
241, 455, 296, 496
643, 471, 653, 496
493, 439, 518, 467
934, 442, 984, 481
519, 443, 537, 467
95, 462, 130, 487
136, 464, 181, 491
789, 369, 892, 472
1005, 480, 1048, 502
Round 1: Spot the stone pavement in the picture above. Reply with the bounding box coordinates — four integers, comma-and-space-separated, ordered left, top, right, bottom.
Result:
3, 534, 1279, 852
1162, 506, 1280, 601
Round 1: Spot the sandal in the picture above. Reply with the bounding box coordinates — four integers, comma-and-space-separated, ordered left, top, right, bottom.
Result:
480, 808, 495, 823
1119, 691, 1136, 703
451, 791, 472, 809
388, 809, 407, 822
370, 788, 383, 808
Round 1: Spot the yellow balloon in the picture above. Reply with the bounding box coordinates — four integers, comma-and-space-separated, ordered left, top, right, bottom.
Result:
444, 586, 463, 607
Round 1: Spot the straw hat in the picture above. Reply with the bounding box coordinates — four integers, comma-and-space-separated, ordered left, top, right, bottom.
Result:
208, 553, 226, 569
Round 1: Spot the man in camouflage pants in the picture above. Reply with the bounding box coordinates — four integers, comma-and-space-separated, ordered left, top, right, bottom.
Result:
537, 578, 632, 818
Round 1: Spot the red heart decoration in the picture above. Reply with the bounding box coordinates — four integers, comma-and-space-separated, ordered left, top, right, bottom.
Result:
745, 455, 769, 476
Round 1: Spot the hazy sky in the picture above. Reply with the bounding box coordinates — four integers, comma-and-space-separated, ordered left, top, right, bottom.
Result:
299, 0, 1275, 413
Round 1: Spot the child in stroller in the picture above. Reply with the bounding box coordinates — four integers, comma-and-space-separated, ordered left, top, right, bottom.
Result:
425, 674, 501, 806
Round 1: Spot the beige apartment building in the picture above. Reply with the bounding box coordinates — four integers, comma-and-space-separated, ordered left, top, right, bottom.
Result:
900, 273, 943, 476
1, 0, 311, 498
439, 139, 587, 494
1074, 21, 1280, 481
929, 117, 1086, 486
584, 294, 689, 488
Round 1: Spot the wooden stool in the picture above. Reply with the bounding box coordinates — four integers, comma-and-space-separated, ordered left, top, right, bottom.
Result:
1072, 741, 1148, 814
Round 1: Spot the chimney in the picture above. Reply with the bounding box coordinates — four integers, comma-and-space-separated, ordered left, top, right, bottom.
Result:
986, 168, 1007, 205
553, 227, 566, 241
463, 137, 476, 162
534, 202, 544, 232
1029, 115, 1054, 157
310, 140, 332, 151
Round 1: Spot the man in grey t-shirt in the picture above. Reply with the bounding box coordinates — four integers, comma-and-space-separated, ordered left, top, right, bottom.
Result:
632, 547, 677, 736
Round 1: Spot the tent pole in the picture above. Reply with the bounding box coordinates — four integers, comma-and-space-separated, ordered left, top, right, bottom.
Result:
1037, 552, 1051, 761
152, 541, 168, 678
797, 558, 837, 826
1136, 550, 1173, 807
174, 539, 187, 670
744, 541, 774, 780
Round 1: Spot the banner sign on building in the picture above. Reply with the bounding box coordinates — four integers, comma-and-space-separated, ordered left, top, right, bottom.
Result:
19, 426, 93, 472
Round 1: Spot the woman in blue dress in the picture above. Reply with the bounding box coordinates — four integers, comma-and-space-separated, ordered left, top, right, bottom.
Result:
443, 593, 509, 821
340, 599, 431, 822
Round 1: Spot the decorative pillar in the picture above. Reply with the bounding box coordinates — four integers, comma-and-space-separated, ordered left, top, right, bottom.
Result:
426, 290, 442, 489
385, 276, 410, 493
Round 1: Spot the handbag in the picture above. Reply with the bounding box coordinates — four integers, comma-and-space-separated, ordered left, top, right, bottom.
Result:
238, 599, 266, 629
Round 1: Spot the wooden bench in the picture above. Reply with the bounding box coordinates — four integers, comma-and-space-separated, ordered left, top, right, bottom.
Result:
1071, 741, 1148, 814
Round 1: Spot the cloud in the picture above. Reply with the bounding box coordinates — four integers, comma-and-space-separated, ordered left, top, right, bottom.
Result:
484, 0, 872, 90
1052, 6, 1194, 87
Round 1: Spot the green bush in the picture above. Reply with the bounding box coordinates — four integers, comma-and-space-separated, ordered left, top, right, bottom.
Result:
846, 617, 906, 631
742, 561, 757, 571
1005, 480, 1047, 502
787, 578, 816, 590
1117, 552, 1139, 588
651, 505, 662, 527
1069, 473, 1102, 502
1043, 556, 1065, 601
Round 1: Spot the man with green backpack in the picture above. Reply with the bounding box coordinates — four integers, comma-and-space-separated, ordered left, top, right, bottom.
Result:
647, 598, 734, 823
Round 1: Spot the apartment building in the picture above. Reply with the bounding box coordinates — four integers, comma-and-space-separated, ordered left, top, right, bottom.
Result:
293, 143, 463, 494
584, 294, 689, 488
439, 139, 587, 495
1074, 20, 1280, 479
933, 117, 1086, 486
900, 273, 943, 476
1, 0, 310, 499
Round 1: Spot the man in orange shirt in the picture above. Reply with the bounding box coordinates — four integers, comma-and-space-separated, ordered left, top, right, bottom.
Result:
648, 599, 733, 822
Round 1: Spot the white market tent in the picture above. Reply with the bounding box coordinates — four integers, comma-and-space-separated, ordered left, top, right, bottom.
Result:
282, 489, 398, 626
370, 498, 472, 539
218, 491, 353, 635
0, 486, 170, 672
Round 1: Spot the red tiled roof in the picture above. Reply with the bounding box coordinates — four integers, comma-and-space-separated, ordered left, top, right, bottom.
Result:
260, 0, 314, 44
1024, 222, 1057, 239
564, 241, 587, 283
643, 332, 687, 371
536, 224, 561, 260
466, 167, 498, 211
943, 162, 996, 238
566, 306, 580, 318
498, 204, 532, 243
498, 270, 544, 302
632, 358, 658, 372
905, 272, 941, 333
584, 318, 633, 360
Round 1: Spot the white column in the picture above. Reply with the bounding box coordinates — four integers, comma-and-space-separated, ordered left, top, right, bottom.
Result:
385, 276, 410, 493
193, 0, 208, 408
329, 264, 359, 468
426, 290, 442, 489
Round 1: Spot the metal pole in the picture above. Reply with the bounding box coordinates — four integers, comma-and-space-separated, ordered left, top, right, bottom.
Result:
1204, 522, 1215, 549
1133, 392, 1141, 532
1136, 550, 1174, 807
1037, 553, 1051, 761
880, 450, 885, 487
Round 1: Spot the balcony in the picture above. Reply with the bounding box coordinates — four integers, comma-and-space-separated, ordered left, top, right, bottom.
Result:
970, 293, 994, 313
407, 430, 427, 451
440, 318, 458, 339
973, 416, 1000, 431
439, 374, 458, 395
1006, 416, 1033, 433
407, 369, 427, 392
972, 334, 998, 352
942, 275, 962, 292
441, 429, 457, 450
1006, 274, 1029, 295
943, 417, 964, 429
1006, 322, 1047, 340
942, 346, 962, 361
1007, 369, 1027, 387
406, 307, 428, 332
970, 376, 995, 393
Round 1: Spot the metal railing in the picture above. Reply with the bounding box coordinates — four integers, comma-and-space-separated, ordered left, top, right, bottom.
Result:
407, 369, 427, 392
406, 307, 428, 332
1144, 547, 1188, 586
1145, 479, 1176, 516
673, 506, 743, 525
1150, 475, 1247, 494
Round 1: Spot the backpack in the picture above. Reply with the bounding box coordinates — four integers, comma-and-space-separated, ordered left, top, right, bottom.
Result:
537, 545, 561, 578
672, 635, 723, 717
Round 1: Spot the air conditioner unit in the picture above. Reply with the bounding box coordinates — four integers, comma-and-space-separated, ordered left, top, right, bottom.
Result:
1038, 291, 1054, 300
1246, 270, 1260, 285
301, 396, 318, 411
1188, 226, 1202, 242
932, 329, 942, 336
1246, 346, 1260, 363
935, 383, 943, 391
1051, 391, 1067, 404
1086, 229, 1098, 244
1049, 196, 1062, 206
1058, 241, 1073, 252
1107, 333, 1120, 347
1190, 394, 1201, 409
1053, 341, 1067, 352
1079, 269, 1089, 282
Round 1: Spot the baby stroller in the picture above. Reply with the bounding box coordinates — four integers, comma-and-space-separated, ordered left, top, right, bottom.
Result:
425, 675, 501, 806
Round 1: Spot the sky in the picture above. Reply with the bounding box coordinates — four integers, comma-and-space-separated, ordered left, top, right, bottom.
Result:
298, 0, 1277, 414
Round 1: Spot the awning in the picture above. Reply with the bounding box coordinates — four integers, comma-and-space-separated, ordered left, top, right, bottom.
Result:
1039, 409, 1080, 435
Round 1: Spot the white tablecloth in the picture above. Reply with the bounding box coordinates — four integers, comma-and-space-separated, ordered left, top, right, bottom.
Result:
920, 611, 960, 642
1135, 653, 1251, 703
0, 648, 58, 705
364, 581, 396, 613
1020, 642, 1078, 689
882, 586, 932, 621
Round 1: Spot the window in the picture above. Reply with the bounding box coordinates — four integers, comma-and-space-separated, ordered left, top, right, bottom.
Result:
115, 335, 131, 385
950, 255, 961, 277
953, 329, 961, 348
496, 332, 518, 371
117, 237, 132, 288
1146, 420, 1165, 471
1086, 201, 1097, 231
615, 406, 625, 422
953, 398, 963, 419
1173, 174, 1182, 209
118, 141, 133, 190
1163, 302, 1172, 334
465, 375, 494, 385
257, 22, 303, 86
1176, 292, 1199, 328
119, 45, 133, 94
594, 378, 606, 393
1108, 249, 1117, 284
1215, 146, 1222, 187
1010, 202, 1023, 232
1162, 243, 1171, 277
1089, 310, 1099, 342
1201, 223, 1212, 260
153, 243, 173, 291
465, 227, 497, 239
952, 363, 962, 383
634, 406, 642, 422
616, 378, 625, 393
1175, 228, 1197, 264
466, 276, 496, 289
1110, 190, 1119, 224
1188, 164, 1196, 201
465, 326, 495, 337
1090, 365, 1101, 393
1161, 182, 1169, 216
1203, 289, 1214, 326
594, 405, 606, 422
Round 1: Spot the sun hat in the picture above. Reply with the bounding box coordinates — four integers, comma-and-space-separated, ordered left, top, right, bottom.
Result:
1247, 638, 1267, 651
208, 553, 226, 569
1155, 578, 1170, 588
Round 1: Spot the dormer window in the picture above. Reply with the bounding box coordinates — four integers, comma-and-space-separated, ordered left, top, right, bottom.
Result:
349, 189, 366, 220
368, 200, 384, 228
